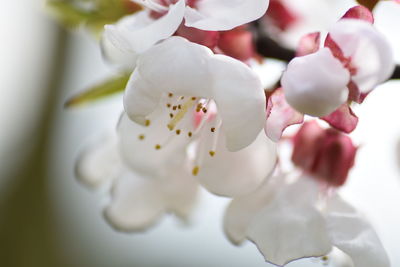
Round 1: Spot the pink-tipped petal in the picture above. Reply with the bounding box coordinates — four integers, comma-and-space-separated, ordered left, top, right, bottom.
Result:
321, 104, 359, 134
341, 5, 374, 24
296, 32, 321, 57
265, 88, 304, 142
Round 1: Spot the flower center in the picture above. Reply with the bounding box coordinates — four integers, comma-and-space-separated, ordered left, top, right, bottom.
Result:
137, 92, 222, 176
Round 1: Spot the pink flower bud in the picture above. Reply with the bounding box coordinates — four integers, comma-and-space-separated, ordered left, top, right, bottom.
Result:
292, 121, 357, 187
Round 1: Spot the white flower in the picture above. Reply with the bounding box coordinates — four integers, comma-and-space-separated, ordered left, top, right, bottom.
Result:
124, 37, 266, 152
102, 0, 269, 68
224, 173, 390, 267
76, 123, 198, 232
282, 18, 394, 117
121, 37, 276, 196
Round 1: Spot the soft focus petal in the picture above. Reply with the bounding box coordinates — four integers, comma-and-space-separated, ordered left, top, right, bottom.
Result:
247, 178, 332, 266
124, 37, 266, 151
341, 5, 374, 24
103, 0, 185, 63
104, 164, 198, 232
218, 28, 255, 61
282, 48, 350, 117
265, 88, 304, 142
296, 32, 321, 57
326, 195, 390, 267
321, 104, 359, 134
76, 136, 122, 189
329, 19, 395, 92
196, 131, 277, 197
104, 172, 165, 232
223, 173, 283, 244
184, 0, 270, 31
118, 112, 189, 177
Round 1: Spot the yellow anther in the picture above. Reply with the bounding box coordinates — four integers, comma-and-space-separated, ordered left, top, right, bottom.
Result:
191, 97, 197, 100
176, 129, 181, 135
166, 103, 171, 108
173, 106, 177, 110
138, 134, 145, 140
178, 104, 182, 109
192, 166, 200, 176
209, 151, 215, 157
211, 127, 215, 133
168, 93, 173, 98
155, 144, 161, 150
169, 113, 174, 118
202, 107, 207, 113
188, 132, 193, 137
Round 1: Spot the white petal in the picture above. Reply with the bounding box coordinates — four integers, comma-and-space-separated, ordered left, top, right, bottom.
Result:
325, 195, 390, 267
196, 131, 277, 197
104, 172, 165, 232
329, 19, 395, 92
103, 0, 185, 64
124, 37, 266, 151
159, 164, 199, 219
184, 0, 270, 31
223, 174, 283, 244
207, 55, 266, 151
282, 48, 350, 117
76, 136, 122, 189
104, 163, 198, 232
117, 112, 189, 177
246, 177, 332, 266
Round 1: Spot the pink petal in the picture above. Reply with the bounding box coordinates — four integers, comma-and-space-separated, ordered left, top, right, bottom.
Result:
264, 0, 299, 31
296, 32, 321, 57
341, 5, 374, 24
175, 23, 220, 49
321, 104, 359, 134
265, 88, 304, 142
324, 34, 347, 64
347, 80, 361, 103
218, 27, 256, 61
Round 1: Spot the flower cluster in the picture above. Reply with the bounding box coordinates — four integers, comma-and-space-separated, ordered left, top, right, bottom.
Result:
69, 1, 396, 266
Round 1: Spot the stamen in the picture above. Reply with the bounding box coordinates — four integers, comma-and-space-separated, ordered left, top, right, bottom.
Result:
202, 107, 207, 113
168, 93, 173, 98
176, 129, 181, 135
172, 106, 177, 111
166, 103, 171, 108
209, 120, 222, 157
209, 151, 215, 157
155, 144, 161, 150
188, 132, 193, 137
167, 98, 195, 131
169, 113, 174, 118
192, 166, 200, 176
138, 134, 145, 140
211, 127, 215, 133
145, 120, 151, 127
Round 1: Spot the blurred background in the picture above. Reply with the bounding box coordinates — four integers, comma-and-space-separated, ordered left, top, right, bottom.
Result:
0, 1, 399, 266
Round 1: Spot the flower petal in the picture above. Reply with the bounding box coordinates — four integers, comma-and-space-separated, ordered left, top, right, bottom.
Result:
246, 177, 332, 266
76, 136, 122, 189
117, 112, 189, 177
328, 19, 395, 92
282, 48, 350, 117
103, 0, 185, 65
341, 5, 374, 24
326, 195, 390, 267
321, 104, 359, 134
183, 0, 270, 31
223, 173, 283, 245
124, 37, 266, 151
265, 88, 304, 142
296, 32, 321, 57
196, 131, 277, 197
104, 172, 165, 232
